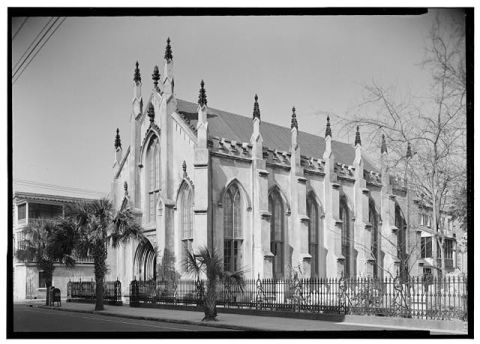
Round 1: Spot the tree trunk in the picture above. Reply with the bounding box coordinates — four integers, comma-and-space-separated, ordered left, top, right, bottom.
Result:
45, 277, 52, 306
94, 248, 107, 311
42, 264, 54, 306
202, 278, 217, 321
95, 275, 104, 311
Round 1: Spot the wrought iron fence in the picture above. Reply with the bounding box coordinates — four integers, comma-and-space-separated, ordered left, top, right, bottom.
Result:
128, 275, 467, 321
129, 279, 203, 307
67, 279, 122, 305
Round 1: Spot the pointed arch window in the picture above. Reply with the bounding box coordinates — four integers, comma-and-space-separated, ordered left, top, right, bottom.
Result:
180, 183, 194, 260
146, 138, 160, 224
395, 205, 408, 281
269, 189, 284, 279
224, 184, 242, 272
340, 197, 351, 277
307, 195, 319, 277
369, 201, 379, 278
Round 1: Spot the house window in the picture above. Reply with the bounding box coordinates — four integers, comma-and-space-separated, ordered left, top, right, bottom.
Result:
146, 138, 160, 223
224, 184, 242, 272
269, 189, 284, 279
421, 237, 432, 258
17, 204, 26, 221
28, 203, 63, 220
419, 213, 431, 227
179, 183, 193, 261
16, 231, 26, 251
444, 239, 454, 269
369, 201, 379, 278
307, 195, 319, 277
38, 271, 46, 289
340, 198, 351, 277
445, 239, 453, 259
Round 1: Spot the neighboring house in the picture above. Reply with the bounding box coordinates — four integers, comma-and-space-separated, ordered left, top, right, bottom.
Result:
416, 205, 459, 277
13, 181, 105, 301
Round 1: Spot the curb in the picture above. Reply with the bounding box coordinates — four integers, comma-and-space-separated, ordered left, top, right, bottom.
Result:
343, 314, 467, 334
36, 305, 261, 332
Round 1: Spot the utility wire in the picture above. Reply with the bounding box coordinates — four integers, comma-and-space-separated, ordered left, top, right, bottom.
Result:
13, 17, 56, 72
13, 17, 60, 81
12, 17, 29, 41
14, 179, 106, 195
13, 17, 66, 84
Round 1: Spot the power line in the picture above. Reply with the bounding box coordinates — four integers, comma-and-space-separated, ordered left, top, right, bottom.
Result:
13, 17, 55, 72
13, 17, 66, 84
13, 17, 60, 81
14, 179, 106, 196
12, 17, 29, 41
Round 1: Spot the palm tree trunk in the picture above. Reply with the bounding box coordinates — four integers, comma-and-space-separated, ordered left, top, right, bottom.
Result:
95, 275, 104, 311
202, 278, 217, 321
42, 264, 54, 306
94, 247, 107, 311
45, 277, 52, 306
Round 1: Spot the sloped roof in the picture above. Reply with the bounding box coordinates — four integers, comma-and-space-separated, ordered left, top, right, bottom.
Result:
13, 180, 107, 201
176, 99, 377, 172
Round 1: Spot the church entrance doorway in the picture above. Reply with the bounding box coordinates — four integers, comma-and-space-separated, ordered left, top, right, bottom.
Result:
134, 239, 156, 281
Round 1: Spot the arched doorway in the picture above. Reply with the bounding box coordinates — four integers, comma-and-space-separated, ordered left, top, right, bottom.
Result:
134, 239, 157, 281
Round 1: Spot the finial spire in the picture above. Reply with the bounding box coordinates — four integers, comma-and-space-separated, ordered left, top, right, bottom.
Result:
147, 103, 155, 123
325, 116, 332, 138
124, 181, 128, 195
114, 128, 121, 149
381, 134, 388, 154
406, 142, 412, 159
291, 106, 298, 130
198, 80, 207, 106
134, 61, 141, 84
252, 94, 261, 120
354, 126, 361, 146
182, 160, 187, 176
152, 65, 160, 90
164, 37, 173, 61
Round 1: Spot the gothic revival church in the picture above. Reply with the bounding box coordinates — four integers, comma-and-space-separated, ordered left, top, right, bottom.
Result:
107, 39, 420, 287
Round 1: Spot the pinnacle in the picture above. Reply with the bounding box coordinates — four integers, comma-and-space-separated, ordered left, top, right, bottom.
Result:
133, 61, 141, 84
252, 94, 261, 120
164, 37, 173, 61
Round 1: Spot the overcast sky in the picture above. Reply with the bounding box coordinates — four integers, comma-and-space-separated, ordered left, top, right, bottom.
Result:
12, 9, 458, 193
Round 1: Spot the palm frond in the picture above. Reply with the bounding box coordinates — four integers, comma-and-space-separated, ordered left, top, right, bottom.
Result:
183, 248, 202, 278
110, 207, 145, 248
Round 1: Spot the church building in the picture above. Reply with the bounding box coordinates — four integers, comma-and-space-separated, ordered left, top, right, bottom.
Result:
107, 39, 424, 288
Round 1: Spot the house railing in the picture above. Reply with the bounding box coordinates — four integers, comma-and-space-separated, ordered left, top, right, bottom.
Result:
128, 275, 467, 321
67, 279, 122, 305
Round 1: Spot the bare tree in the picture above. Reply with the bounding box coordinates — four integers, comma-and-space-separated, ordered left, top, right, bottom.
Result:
338, 13, 466, 277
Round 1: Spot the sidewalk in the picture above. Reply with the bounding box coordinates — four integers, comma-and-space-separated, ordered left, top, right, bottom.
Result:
34, 301, 466, 334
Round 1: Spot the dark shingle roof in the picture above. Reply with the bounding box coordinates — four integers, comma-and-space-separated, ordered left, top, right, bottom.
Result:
176, 99, 377, 172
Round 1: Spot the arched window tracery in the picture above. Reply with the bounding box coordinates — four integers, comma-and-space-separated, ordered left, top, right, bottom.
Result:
146, 138, 160, 223
307, 194, 320, 277
224, 184, 242, 272
269, 189, 284, 279
179, 182, 194, 261
340, 197, 351, 277
369, 200, 379, 278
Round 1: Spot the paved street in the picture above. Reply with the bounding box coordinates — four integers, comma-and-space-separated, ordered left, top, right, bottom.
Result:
12, 303, 437, 334
13, 305, 233, 332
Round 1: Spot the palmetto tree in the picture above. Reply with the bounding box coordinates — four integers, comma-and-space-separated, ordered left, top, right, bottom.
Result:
183, 247, 245, 321
15, 218, 76, 305
67, 198, 144, 311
